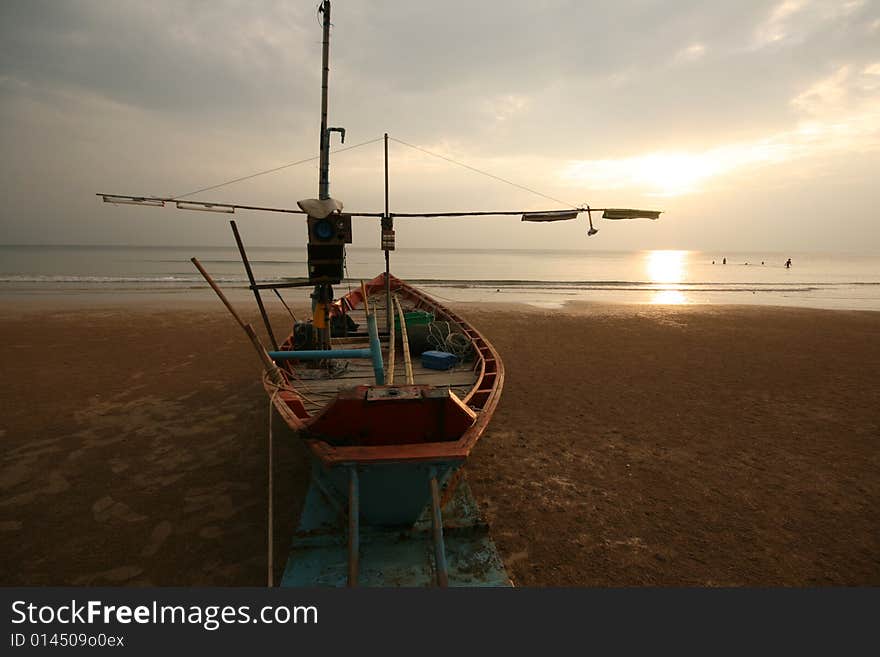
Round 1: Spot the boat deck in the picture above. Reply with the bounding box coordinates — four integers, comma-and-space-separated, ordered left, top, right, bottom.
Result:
283, 298, 479, 416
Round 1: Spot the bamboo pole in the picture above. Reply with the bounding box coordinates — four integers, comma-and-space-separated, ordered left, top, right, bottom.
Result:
384, 132, 392, 334
191, 257, 283, 384
230, 221, 278, 350
386, 297, 397, 385
392, 294, 414, 384
360, 280, 371, 315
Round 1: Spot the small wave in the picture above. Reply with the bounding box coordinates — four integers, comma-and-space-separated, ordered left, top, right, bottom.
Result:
405, 279, 839, 291
151, 259, 308, 265
0, 274, 259, 284
416, 283, 822, 293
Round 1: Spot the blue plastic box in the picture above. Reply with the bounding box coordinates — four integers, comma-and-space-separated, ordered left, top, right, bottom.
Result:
421, 350, 458, 371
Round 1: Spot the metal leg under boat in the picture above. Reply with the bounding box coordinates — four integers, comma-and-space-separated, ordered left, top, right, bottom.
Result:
348, 467, 359, 587
428, 467, 449, 588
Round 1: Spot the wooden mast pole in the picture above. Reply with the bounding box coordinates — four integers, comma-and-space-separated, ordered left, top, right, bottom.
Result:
318, 0, 331, 201
230, 220, 278, 351
384, 132, 392, 334
316, 0, 333, 351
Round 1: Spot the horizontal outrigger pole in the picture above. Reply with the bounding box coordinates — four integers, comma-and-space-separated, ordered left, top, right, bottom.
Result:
97, 193, 660, 223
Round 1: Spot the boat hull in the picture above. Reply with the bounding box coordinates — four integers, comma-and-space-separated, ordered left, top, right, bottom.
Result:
282, 477, 510, 587
266, 273, 507, 585
308, 458, 460, 527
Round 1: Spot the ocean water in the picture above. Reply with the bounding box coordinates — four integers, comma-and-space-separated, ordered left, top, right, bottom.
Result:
1, 244, 879, 311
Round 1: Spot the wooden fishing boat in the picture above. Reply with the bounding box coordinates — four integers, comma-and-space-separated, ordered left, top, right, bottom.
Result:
266, 273, 502, 524
259, 272, 510, 586
98, 0, 659, 587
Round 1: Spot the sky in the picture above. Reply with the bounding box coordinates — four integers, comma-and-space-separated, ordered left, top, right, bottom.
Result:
1, 0, 879, 252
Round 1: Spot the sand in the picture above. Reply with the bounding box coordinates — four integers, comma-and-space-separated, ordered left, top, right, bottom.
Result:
0, 298, 878, 586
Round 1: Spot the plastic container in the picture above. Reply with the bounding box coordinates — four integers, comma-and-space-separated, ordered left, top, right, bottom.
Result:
421, 350, 458, 371
394, 310, 434, 329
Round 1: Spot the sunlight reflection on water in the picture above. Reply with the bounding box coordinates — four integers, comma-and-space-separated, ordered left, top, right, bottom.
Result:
645, 250, 689, 304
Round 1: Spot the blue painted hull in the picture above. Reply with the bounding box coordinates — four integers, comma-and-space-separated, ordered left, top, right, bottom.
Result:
282, 474, 510, 587
310, 458, 461, 527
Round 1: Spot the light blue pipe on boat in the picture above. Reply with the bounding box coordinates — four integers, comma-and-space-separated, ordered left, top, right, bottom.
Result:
269, 348, 371, 360
267, 313, 385, 384
365, 314, 384, 385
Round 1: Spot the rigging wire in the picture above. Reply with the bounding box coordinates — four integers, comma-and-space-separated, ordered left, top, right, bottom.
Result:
389, 137, 580, 210
172, 136, 384, 200
167, 133, 581, 215
271, 288, 297, 323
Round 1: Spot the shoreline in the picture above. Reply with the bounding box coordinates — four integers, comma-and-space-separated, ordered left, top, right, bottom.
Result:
1, 286, 879, 318
1, 300, 878, 585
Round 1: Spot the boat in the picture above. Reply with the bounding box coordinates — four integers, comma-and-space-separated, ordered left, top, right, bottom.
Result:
98, 0, 659, 587
266, 272, 507, 586
268, 273, 502, 508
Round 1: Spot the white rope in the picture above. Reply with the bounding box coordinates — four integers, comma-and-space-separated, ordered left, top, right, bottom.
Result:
390, 136, 579, 209
427, 321, 471, 360
267, 390, 277, 587
174, 136, 384, 199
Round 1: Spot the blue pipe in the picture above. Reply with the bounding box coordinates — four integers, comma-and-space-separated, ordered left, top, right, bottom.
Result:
268, 348, 371, 360
366, 314, 385, 385
267, 313, 385, 385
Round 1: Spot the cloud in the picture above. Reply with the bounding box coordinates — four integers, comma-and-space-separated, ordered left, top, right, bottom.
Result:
562, 65, 880, 197
753, 0, 808, 47
751, 0, 868, 49
1, 0, 879, 250
674, 43, 707, 64
791, 65, 853, 114
481, 94, 530, 124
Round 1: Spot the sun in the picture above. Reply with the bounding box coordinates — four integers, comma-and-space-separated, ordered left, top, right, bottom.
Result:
626, 153, 720, 196
645, 249, 687, 284
645, 250, 689, 304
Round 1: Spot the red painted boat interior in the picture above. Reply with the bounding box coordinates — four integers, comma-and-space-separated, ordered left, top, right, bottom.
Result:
307, 385, 476, 447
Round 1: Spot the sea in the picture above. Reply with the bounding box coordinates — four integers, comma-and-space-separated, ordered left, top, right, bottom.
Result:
1, 244, 879, 311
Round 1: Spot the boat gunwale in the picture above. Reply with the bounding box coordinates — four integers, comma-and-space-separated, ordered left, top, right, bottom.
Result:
263, 273, 505, 465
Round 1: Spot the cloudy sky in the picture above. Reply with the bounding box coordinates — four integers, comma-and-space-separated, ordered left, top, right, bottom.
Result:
1, 0, 879, 251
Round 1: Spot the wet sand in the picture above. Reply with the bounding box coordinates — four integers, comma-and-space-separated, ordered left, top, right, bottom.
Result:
0, 298, 878, 586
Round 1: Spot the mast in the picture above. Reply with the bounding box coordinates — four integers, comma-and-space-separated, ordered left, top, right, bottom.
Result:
318, 0, 332, 200
384, 132, 392, 332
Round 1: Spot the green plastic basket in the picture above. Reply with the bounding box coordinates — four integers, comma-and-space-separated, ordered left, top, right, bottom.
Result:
394, 310, 434, 329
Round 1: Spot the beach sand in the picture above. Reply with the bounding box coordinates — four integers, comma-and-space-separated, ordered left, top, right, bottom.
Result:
0, 298, 878, 586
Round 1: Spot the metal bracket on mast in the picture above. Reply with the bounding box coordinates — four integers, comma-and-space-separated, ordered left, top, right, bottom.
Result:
327, 127, 345, 144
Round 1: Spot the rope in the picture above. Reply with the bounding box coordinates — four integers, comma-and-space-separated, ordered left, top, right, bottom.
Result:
265, 370, 338, 406
390, 137, 579, 209
173, 136, 384, 199
427, 321, 471, 361
271, 288, 297, 322
267, 390, 277, 587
